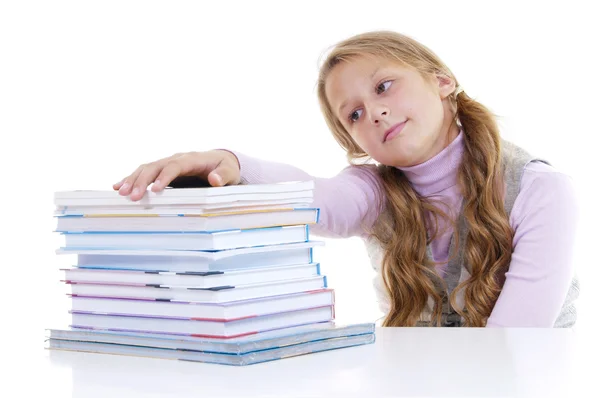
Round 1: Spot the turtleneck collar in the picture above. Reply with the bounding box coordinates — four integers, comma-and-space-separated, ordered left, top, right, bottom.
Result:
397, 130, 464, 196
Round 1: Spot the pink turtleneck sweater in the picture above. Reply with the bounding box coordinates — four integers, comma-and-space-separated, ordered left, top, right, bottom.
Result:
232, 132, 579, 327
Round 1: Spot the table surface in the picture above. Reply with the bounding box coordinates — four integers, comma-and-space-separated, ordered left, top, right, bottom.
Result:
15, 327, 599, 397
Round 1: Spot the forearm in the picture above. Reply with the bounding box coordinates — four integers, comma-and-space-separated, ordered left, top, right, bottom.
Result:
232, 151, 383, 238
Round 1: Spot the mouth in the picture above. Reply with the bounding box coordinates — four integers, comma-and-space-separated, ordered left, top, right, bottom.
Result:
383, 120, 407, 143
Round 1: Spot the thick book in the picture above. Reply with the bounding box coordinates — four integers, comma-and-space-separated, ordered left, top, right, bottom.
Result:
65, 275, 328, 303
54, 181, 314, 207
62, 262, 321, 288
46, 326, 375, 366
68, 289, 334, 320
55, 208, 320, 232
60, 225, 309, 251
47, 321, 374, 354
69, 305, 335, 338
57, 241, 324, 272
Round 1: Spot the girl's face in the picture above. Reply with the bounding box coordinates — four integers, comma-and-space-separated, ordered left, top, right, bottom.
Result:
325, 56, 458, 168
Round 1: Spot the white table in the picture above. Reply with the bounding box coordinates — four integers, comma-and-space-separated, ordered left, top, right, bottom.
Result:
22, 327, 599, 397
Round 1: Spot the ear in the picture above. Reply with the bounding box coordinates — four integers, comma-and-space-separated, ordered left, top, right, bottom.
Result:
436, 74, 456, 99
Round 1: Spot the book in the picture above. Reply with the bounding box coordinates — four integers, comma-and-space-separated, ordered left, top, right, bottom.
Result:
57, 241, 324, 272
47, 321, 375, 355
54, 181, 314, 207
47, 179, 355, 365
68, 289, 335, 320
60, 225, 309, 251
55, 208, 320, 232
62, 262, 321, 288
55, 199, 314, 216
46, 325, 375, 366
65, 275, 327, 303
69, 305, 335, 338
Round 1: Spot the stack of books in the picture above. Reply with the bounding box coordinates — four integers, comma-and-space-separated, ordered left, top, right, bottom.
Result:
46, 180, 375, 365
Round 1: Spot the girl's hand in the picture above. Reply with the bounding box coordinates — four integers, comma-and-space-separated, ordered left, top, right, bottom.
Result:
113, 150, 241, 201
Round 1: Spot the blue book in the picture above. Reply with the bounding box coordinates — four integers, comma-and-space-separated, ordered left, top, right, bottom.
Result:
55, 207, 320, 232
56, 241, 324, 272
60, 224, 310, 251
46, 322, 375, 366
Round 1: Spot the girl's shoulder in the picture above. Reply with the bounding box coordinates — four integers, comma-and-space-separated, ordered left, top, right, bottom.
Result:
511, 160, 578, 224
521, 161, 576, 195
501, 139, 576, 203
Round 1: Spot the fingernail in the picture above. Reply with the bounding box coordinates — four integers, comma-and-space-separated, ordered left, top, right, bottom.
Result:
214, 174, 223, 185
132, 187, 140, 196
119, 182, 130, 193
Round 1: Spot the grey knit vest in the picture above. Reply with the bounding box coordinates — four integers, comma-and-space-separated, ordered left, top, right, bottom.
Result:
365, 139, 579, 327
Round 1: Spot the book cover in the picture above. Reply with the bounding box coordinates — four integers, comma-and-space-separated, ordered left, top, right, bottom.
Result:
48, 321, 374, 352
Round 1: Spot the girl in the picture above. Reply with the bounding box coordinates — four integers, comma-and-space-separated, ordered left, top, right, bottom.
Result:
114, 31, 579, 328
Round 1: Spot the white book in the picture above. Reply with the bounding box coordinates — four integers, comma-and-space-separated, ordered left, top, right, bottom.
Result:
68, 289, 334, 320
66, 275, 327, 303
61, 225, 309, 251
61, 263, 320, 288
55, 208, 319, 232
63, 263, 320, 288
54, 181, 314, 207
58, 241, 325, 272
55, 200, 314, 216
69, 305, 335, 338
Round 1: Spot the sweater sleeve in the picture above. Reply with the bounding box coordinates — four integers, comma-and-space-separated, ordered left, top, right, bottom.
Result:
486, 161, 580, 327
230, 151, 383, 239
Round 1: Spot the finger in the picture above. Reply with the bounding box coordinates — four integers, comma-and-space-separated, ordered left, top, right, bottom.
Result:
116, 166, 145, 196
118, 154, 182, 194
130, 163, 163, 201
208, 162, 240, 187
153, 152, 218, 191
207, 170, 224, 187
151, 160, 185, 192
113, 179, 125, 191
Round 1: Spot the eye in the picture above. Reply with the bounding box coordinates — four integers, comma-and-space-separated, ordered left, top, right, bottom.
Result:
348, 108, 363, 123
376, 80, 392, 94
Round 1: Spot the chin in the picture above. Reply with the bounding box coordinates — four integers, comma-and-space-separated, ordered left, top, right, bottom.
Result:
380, 149, 417, 168
392, 160, 414, 168
381, 157, 410, 168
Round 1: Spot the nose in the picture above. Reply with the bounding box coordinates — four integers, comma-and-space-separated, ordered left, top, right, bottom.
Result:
368, 104, 389, 125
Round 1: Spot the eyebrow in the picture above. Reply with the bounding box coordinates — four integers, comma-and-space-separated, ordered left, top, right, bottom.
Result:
336, 67, 382, 117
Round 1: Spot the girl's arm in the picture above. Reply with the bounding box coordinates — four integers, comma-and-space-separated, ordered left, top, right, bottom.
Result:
232, 151, 383, 239
486, 162, 580, 327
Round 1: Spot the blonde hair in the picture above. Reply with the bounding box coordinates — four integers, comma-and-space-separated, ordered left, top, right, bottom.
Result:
316, 31, 512, 327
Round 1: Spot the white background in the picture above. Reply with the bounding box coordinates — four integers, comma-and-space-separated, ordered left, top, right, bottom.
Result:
1, 0, 598, 372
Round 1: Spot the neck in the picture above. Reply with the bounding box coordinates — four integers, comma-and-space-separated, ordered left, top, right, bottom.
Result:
398, 125, 464, 196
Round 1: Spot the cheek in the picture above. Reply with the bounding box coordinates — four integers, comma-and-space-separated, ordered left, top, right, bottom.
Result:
400, 86, 438, 120
388, 86, 416, 113
421, 91, 444, 120
348, 129, 374, 153
351, 133, 369, 151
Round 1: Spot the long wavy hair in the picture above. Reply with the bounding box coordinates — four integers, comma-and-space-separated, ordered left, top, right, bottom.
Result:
316, 31, 513, 327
